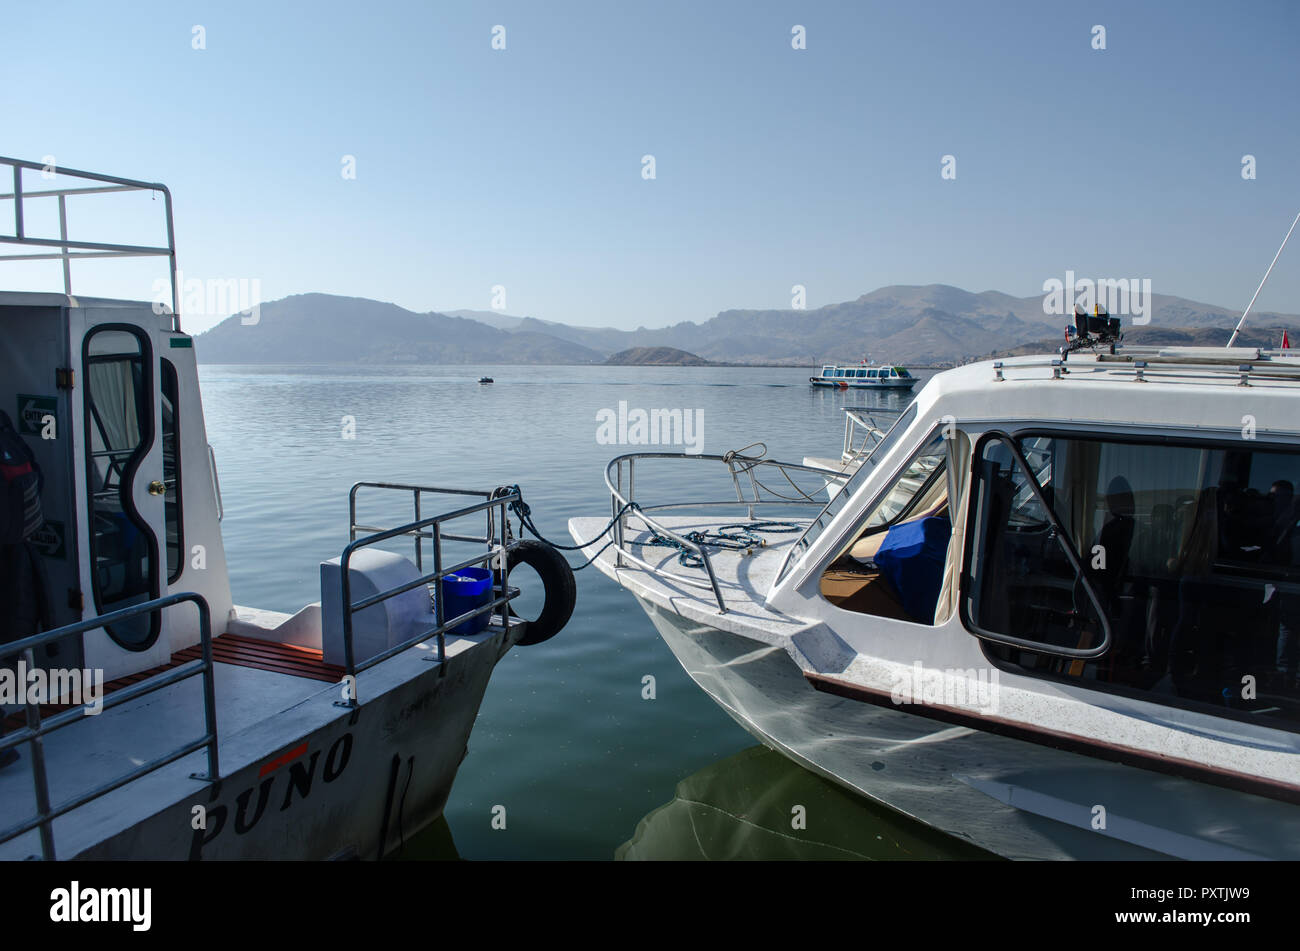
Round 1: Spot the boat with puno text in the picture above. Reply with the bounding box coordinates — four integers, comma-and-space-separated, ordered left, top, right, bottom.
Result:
0, 156, 576, 860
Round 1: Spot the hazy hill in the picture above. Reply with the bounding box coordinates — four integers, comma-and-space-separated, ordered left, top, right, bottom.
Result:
194, 286, 1300, 366
195, 294, 602, 365
604, 346, 712, 366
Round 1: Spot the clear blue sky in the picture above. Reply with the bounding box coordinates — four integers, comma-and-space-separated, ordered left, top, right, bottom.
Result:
2, 0, 1297, 333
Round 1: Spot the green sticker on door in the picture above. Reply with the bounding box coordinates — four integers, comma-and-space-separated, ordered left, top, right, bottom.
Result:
17, 394, 57, 437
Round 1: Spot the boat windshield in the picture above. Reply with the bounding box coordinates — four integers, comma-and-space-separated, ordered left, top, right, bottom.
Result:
778, 402, 919, 583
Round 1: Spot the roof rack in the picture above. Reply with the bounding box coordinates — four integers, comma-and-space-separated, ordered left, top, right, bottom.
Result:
990, 345, 1300, 387
0, 156, 179, 330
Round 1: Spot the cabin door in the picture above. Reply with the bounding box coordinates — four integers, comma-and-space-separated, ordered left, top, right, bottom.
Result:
73, 311, 172, 678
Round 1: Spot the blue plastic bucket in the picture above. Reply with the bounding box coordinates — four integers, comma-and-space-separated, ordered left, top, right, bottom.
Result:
439, 567, 493, 636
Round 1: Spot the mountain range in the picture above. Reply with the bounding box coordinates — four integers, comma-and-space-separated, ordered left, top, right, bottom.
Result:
192, 286, 1300, 366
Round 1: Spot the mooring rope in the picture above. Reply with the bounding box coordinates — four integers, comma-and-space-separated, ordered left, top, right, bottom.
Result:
493, 483, 802, 571
492, 484, 636, 570
721, 442, 839, 503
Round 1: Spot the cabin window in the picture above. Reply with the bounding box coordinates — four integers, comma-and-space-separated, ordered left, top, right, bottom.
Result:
84, 326, 160, 650
779, 403, 920, 583
161, 358, 183, 583
819, 429, 953, 624
821, 366, 834, 376
964, 431, 1300, 732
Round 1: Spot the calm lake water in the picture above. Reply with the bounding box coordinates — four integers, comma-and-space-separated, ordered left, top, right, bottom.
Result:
201, 363, 988, 859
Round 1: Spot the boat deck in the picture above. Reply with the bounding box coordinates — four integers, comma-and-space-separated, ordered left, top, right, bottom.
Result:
0, 619, 498, 860
571, 515, 816, 642
2, 633, 344, 736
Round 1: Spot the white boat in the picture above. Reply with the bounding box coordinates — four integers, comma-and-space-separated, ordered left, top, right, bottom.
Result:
0, 157, 574, 859
810, 363, 917, 390
573, 339, 1300, 859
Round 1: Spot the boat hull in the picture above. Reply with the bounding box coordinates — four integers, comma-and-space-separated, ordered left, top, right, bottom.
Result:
635, 595, 1300, 860
6, 628, 509, 861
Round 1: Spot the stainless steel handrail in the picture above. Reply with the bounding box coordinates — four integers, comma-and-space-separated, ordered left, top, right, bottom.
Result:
208, 445, 224, 521
0, 591, 219, 860
842, 407, 904, 464
602, 452, 826, 612
0, 155, 180, 328
337, 483, 518, 704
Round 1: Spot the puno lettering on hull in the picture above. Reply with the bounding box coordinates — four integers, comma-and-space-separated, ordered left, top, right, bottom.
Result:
190, 732, 353, 858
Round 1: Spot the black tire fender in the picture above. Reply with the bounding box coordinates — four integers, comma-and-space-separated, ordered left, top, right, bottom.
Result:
503, 539, 576, 646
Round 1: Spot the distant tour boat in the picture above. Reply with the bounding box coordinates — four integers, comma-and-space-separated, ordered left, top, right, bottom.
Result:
810, 363, 916, 390
479, 377, 494, 384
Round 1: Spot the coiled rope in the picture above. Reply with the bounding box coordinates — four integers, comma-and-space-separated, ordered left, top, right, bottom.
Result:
639, 520, 802, 568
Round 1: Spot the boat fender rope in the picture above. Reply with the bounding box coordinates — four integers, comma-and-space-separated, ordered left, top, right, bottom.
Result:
491, 484, 639, 570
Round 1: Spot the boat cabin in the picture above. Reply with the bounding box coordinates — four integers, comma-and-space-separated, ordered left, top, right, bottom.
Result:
780, 350, 1300, 734
0, 160, 231, 686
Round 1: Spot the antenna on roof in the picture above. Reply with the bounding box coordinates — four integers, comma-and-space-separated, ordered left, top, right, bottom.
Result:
1228, 207, 1300, 347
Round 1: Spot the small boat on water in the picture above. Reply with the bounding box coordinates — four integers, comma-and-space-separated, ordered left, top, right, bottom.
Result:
810, 362, 917, 390
0, 157, 575, 859
574, 305, 1300, 859
479, 377, 494, 384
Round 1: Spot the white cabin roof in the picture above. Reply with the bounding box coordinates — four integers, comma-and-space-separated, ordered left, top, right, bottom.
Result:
0, 291, 161, 311
915, 348, 1300, 437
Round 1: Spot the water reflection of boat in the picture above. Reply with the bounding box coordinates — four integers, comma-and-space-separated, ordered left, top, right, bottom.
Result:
618, 745, 994, 860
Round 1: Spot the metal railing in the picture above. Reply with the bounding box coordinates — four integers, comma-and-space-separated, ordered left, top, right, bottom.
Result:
776, 402, 921, 586
841, 407, 906, 466
0, 155, 179, 328
0, 592, 219, 860
337, 483, 520, 704
603, 453, 827, 613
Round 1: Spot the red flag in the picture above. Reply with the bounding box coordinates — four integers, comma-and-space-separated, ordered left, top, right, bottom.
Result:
1283, 330, 1291, 349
